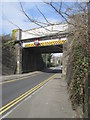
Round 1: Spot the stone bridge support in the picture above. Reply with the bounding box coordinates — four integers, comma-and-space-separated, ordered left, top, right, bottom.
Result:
15, 43, 45, 74
15, 43, 22, 74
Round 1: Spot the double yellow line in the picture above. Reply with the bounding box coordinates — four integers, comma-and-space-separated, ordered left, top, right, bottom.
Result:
0, 74, 57, 115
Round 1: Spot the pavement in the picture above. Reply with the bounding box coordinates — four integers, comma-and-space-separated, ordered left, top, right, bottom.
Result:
0, 71, 41, 82
0, 67, 54, 82
5, 73, 77, 118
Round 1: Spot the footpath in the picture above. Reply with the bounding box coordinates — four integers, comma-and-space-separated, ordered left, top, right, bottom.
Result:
0, 71, 41, 82
0, 68, 53, 82
5, 73, 78, 118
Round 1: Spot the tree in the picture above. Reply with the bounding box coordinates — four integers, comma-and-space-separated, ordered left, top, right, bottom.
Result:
42, 53, 52, 68
19, 1, 88, 31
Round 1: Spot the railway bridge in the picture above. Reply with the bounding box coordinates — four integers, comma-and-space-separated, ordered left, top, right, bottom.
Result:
13, 23, 68, 74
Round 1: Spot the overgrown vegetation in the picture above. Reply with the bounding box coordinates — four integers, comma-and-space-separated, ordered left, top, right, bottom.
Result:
66, 10, 89, 117
2, 35, 16, 75
42, 54, 52, 68
12, 29, 18, 40
69, 45, 88, 103
67, 43, 89, 117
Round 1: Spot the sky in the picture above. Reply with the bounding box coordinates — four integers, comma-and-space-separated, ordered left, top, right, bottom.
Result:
0, 0, 88, 35
0, 1, 64, 35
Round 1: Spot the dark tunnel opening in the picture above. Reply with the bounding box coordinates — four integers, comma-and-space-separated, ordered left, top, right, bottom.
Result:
22, 45, 63, 73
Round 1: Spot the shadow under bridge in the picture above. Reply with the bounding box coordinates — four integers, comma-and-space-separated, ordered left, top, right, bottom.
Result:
22, 44, 63, 73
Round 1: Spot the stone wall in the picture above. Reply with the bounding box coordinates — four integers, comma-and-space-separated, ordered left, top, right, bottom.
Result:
62, 42, 68, 78
2, 35, 16, 75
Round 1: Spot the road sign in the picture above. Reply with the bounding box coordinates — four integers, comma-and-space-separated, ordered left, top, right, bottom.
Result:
34, 39, 39, 46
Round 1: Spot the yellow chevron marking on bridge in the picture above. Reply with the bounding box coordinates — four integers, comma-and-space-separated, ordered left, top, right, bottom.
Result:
25, 40, 66, 48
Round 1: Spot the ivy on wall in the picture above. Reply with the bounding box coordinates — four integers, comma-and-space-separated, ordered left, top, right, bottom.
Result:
68, 43, 88, 113
2, 29, 18, 48
12, 29, 18, 40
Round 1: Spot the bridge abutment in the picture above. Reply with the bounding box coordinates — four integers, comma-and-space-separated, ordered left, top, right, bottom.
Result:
15, 43, 22, 74
15, 45, 45, 74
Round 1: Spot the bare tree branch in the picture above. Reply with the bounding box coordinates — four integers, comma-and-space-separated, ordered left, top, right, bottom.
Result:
4, 14, 46, 37
6, 1, 87, 38
59, 0, 62, 13
19, 1, 54, 32
4, 15, 21, 29
36, 5, 53, 25
19, 1, 68, 33
45, 1, 69, 23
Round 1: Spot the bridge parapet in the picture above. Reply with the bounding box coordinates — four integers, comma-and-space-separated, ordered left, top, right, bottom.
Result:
21, 23, 68, 40
12, 23, 68, 41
